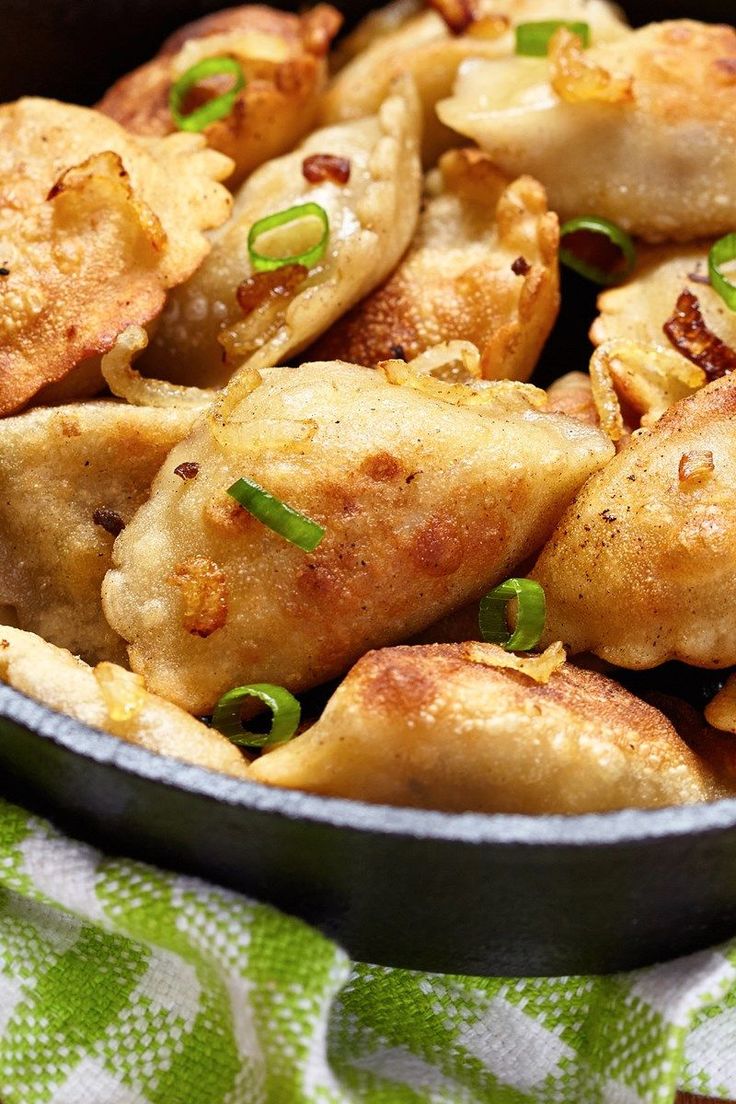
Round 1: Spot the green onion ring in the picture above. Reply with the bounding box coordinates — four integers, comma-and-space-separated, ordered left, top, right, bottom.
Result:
212, 683, 300, 747
227, 476, 325, 552
515, 20, 591, 56
709, 234, 736, 311
559, 215, 636, 286
248, 202, 329, 273
169, 56, 245, 133
479, 578, 546, 652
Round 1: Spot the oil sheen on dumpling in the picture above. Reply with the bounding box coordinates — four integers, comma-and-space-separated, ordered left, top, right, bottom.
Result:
0, 626, 249, 779
307, 148, 559, 381
0, 401, 196, 667
323, 0, 628, 165
142, 77, 422, 388
0, 97, 233, 415
250, 642, 719, 812
439, 20, 736, 242
531, 373, 736, 668
102, 360, 613, 714
98, 4, 342, 188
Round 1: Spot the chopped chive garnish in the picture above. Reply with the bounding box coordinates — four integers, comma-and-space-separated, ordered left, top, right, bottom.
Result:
515, 20, 590, 56
227, 476, 325, 552
709, 234, 736, 311
479, 578, 546, 652
169, 56, 245, 133
559, 216, 636, 286
248, 202, 329, 273
212, 683, 300, 747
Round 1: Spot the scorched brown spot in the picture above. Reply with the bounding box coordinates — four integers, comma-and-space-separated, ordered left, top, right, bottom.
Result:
360, 451, 403, 482
59, 416, 81, 438
355, 646, 439, 715
169, 556, 228, 637
409, 515, 464, 577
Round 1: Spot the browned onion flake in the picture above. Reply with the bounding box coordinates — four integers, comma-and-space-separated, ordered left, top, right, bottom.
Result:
427, 0, 476, 35
236, 264, 308, 317
302, 154, 351, 185
664, 289, 736, 380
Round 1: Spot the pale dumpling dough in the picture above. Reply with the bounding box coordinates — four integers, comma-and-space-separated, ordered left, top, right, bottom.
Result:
439, 20, 736, 242
142, 77, 422, 387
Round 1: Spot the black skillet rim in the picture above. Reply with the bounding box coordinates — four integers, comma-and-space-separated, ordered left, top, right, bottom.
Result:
3, 681, 736, 847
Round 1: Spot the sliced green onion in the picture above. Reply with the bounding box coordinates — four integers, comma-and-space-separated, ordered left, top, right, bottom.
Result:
169, 56, 245, 133
515, 20, 590, 56
709, 234, 736, 311
248, 202, 329, 273
212, 683, 300, 747
479, 578, 546, 652
227, 476, 325, 552
559, 216, 636, 286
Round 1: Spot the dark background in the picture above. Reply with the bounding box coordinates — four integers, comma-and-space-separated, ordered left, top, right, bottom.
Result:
0, 0, 729, 105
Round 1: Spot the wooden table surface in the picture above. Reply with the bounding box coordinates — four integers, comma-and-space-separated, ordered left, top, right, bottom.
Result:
677, 1095, 735, 1102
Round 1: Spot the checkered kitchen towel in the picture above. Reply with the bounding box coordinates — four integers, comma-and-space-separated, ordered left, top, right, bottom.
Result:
0, 799, 734, 1104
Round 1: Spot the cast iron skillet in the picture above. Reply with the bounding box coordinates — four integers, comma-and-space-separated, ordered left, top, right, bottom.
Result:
1, 0, 736, 977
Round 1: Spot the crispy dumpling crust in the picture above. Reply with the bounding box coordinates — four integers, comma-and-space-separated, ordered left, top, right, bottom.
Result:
0, 626, 249, 779
250, 642, 719, 812
439, 20, 736, 242
0, 98, 232, 415
98, 4, 342, 188
102, 360, 612, 714
532, 373, 736, 669
307, 149, 559, 381
143, 77, 422, 388
0, 401, 196, 666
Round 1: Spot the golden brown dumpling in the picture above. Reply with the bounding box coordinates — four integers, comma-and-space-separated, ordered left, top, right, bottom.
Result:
98, 4, 342, 189
142, 77, 422, 388
307, 149, 559, 381
0, 97, 232, 415
102, 359, 613, 714
251, 642, 718, 812
0, 401, 196, 667
439, 20, 736, 242
532, 373, 736, 669
0, 626, 249, 779
323, 0, 628, 165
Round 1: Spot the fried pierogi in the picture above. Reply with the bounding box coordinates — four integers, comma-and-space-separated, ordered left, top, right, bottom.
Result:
143, 78, 422, 387
103, 361, 613, 714
0, 626, 249, 779
592, 243, 736, 374
250, 642, 718, 812
0, 98, 233, 415
323, 0, 628, 164
532, 373, 736, 669
98, 4, 342, 188
439, 20, 736, 242
0, 401, 196, 667
307, 149, 559, 380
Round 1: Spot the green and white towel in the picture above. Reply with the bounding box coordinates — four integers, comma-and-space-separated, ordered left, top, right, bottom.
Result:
0, 796, 734, 1104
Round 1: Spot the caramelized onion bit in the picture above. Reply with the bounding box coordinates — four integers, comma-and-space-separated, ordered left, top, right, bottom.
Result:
379, 353, 546, 411
427, 0, 476, 35
169, 556, 228, 638
174, 461, 200, 481
302, 154, 351, 185
236, 264, 308, 317
464, 640, 566, 684
679, 449, 715, 486
94, 662, 146, 724
664, 289, 736, 380
101, 325, 216, 409
92, 507, 125, 537
549, 27, 633, 104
